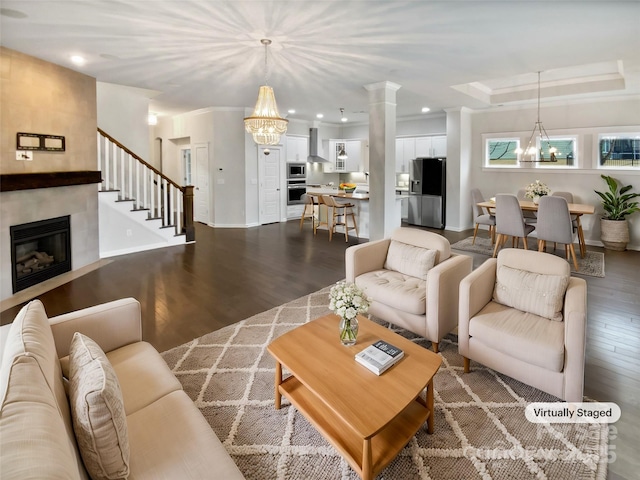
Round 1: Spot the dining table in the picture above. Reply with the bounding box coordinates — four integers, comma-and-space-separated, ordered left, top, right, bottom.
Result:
476, 198, 596, 257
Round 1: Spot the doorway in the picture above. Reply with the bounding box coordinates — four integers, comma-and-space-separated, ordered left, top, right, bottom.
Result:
258, 146, 282, 224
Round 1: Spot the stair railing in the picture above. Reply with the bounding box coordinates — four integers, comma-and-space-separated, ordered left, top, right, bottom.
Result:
97, 128, 194, 241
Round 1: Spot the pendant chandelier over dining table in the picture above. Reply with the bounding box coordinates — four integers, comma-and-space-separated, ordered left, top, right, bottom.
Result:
516, 71, 558, 163
244, 39, 288, 146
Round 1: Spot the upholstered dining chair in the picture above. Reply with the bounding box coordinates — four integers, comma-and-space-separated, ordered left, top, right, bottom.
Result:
536, 195, 579, 271
492, 194, 535, 257
517, 189, 538, 224
321, 194, 358, 242
458, 248, 587, 402
552, 191, 586, 257
471, 188, 495, 245
346, 227, 473, 353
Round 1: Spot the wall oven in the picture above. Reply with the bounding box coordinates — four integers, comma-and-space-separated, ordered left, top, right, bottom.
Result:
287, 180, 307, 205
287, 163, 306, 179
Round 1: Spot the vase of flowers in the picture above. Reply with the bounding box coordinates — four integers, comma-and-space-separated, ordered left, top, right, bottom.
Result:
329, 281, 370, 346
525, 180, 551, 204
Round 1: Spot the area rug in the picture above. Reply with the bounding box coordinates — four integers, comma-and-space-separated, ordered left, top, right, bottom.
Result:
162, 287, 609, 480
450, 236, 605, 278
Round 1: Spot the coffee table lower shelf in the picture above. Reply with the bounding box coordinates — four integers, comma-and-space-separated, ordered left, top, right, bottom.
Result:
279, 375, 431, 480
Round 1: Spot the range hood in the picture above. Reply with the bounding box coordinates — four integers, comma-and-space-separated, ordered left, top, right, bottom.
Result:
307, 128, 329, 163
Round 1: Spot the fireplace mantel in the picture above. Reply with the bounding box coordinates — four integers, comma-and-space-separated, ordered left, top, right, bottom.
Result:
0, 171, 102, 192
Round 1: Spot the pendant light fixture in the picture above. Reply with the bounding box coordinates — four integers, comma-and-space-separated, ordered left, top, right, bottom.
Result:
244, 39, 288, 145
516, 71, 558, 163
337, 108, 348, 160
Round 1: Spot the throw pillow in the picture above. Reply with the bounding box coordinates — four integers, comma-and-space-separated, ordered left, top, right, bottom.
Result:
384, 240, 437, 280
493, 265, 569, 321
69, 333, 129, 480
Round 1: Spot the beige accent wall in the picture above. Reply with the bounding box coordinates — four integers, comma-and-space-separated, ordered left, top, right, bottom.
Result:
0, 47, 97, 173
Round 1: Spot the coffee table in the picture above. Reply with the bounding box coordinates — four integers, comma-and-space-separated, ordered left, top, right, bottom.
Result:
267, 314, 442, 480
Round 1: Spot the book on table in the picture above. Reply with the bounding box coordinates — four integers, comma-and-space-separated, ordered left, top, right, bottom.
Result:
355, 340, 404, 375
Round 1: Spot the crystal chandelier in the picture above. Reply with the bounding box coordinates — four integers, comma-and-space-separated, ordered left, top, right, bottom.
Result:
516, 71, 558, 163
244, 39, 288, 145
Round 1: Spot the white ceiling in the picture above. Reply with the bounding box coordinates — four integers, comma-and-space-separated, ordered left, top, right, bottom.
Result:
2, 1, 639, 124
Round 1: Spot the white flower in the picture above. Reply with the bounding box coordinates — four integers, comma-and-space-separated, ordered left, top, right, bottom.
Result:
328, 281, 370, 319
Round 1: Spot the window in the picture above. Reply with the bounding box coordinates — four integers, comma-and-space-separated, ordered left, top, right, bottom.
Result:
533, 136, 577, 167
485, 138, 519, 167
598, 134, 640, 168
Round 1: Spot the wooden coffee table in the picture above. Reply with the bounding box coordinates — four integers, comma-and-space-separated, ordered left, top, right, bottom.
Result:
267, 314, 442, 480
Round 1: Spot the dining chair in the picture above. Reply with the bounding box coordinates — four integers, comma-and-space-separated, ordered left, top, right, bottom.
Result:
470, 188, 495, 245
536, 195, 579, 271
321, 194, 358, 242
517, 189, 538, 224
552, 191, 586, 257
299, 194, 318, 234
492, 194, 535, 257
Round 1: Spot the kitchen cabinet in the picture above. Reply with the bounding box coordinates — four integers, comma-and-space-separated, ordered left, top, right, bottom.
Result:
325, 139, 367, 172
395, 138, 415, 173
286, 135, 308, 163
415, 135, 447, 157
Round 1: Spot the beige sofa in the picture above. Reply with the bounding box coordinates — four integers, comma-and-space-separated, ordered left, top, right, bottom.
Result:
0, 298, 245, 480
458, 248, 587, 402
346, 228, 473, 352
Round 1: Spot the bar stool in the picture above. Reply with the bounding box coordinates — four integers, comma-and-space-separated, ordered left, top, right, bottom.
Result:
321, 195, 358, 242
299, 194, 318, 234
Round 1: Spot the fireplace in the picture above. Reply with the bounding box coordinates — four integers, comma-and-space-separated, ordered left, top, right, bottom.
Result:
10, 215, 72, 293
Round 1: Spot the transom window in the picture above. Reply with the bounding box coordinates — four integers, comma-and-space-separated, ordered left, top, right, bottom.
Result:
598, 134, 640, 168
485, 138, 519, 167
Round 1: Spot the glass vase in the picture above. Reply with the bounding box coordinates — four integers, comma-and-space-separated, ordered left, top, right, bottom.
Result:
339, 316, 359, 346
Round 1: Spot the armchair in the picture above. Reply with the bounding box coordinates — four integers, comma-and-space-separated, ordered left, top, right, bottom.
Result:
346, 228, 472, 353
458, 248, 587, 402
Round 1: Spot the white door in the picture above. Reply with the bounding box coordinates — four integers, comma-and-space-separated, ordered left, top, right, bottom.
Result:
259, 146, 281, 224
193, 143, 210, 224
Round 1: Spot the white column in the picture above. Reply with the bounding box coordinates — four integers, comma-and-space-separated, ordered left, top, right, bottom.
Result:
364, 81, 401, 240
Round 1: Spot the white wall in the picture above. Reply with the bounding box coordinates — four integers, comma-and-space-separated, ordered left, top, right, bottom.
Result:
96, 82, 152, 161
465, 97, 640, 250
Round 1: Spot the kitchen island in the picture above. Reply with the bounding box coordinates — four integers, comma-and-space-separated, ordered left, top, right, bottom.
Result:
306, 187, 407, 240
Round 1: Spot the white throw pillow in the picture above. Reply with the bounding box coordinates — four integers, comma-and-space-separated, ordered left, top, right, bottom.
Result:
384, 240, 437, 280
69, 333, 129, 480
493, 265, 569, 321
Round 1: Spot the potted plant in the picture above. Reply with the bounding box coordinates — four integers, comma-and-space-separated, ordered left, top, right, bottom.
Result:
525, 180, 551, 204
594, 175, 640, 251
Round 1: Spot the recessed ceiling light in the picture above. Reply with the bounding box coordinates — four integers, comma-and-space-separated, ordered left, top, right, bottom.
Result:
421, 107, 430, 113
71, 55, 86, 66
287, 109, 296, 114
316, 113, 324, 119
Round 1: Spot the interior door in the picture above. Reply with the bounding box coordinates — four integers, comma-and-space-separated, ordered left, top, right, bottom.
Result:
193, 143, 210, 224
259, 146, 281, 224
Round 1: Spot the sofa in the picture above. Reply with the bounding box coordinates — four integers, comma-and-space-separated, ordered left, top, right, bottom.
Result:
458, 248, 587, 402
346, 227, 473, 353
0, 297, 245, 480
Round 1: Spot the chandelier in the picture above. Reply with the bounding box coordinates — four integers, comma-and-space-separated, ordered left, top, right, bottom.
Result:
244, 39, 288, 145
516, 71, 557, 163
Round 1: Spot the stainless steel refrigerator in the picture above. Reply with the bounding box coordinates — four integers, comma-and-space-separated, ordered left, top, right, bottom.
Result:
407, 157, 446, 228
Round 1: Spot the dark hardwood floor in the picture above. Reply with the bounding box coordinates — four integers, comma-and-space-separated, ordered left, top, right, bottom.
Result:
1, 220, 638, 480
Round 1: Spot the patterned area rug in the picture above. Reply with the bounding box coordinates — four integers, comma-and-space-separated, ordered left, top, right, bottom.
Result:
162, 287, 609, 480
450, 236, 605, 278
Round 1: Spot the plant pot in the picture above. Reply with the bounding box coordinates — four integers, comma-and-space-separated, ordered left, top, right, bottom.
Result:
600, 218, 629, 251
533, 195, 540, 205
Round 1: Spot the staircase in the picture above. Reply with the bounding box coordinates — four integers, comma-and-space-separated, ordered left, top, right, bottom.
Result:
97, 129, 194, 257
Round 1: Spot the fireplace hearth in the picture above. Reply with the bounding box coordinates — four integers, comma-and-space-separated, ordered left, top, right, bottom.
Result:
10, 215, 71, 293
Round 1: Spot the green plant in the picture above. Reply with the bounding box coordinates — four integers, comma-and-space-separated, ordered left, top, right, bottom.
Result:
594, 175, 640, 220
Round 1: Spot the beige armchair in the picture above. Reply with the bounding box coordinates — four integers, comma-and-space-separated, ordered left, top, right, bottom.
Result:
346, 228, 473, 353
458, 248, 587, 402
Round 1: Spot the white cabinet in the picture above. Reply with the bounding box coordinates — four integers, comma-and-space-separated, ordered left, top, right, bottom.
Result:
395, 138, 415, 173
326, 139, 367, 172
286, 135, 308, 163
415, 135, 447, 158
